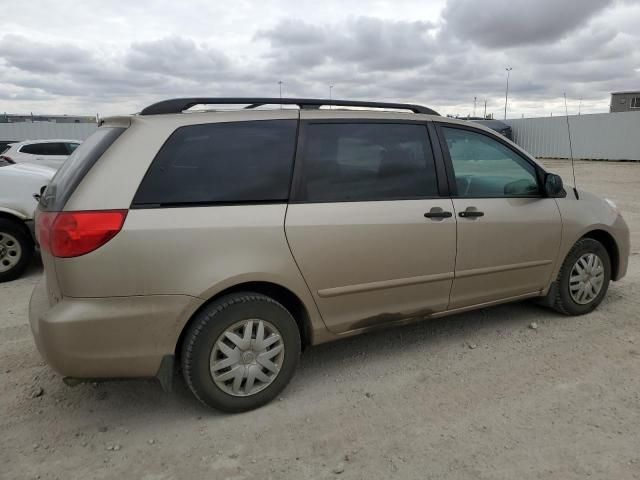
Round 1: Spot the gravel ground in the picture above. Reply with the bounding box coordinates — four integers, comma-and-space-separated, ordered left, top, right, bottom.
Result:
1, 160, 639, 480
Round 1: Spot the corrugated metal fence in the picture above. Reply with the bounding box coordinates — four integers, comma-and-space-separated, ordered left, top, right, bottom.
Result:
2, 112, 639, 161
0, 122, 98, 142
505, 111, 640, 161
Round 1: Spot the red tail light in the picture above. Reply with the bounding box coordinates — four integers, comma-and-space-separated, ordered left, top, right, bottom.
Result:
0, 155, 14, 164
36, 210, 127, 258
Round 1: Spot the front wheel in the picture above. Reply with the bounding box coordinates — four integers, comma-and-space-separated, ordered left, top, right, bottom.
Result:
181, 292, 301, 413
553, 238, 611, 315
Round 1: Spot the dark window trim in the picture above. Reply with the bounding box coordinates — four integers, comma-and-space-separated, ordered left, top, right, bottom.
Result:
130, 118, 299, 209
289, 119, 448, 204
131, 200, 287, 210
434, 122, 546, 199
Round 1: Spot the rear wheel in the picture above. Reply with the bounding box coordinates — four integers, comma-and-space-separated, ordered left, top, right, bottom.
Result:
181, 292, 301, 413
0, 219, 34, 283
553, 238, 611, 315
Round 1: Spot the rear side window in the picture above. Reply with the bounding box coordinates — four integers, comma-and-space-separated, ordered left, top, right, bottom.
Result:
21, 143, 69, 155
296, 123, 438, 202
133, 120, 297, 207
40, 128, 125, 211
20, 143, 46, 155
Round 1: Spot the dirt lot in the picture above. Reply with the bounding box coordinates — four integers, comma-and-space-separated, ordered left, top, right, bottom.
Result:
1, 160, 639, 480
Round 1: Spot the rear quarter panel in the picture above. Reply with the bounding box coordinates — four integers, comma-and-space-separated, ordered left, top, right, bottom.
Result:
53, 205, 328, 341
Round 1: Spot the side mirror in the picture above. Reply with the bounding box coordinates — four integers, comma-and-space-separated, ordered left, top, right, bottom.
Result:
544, 173, 565, 198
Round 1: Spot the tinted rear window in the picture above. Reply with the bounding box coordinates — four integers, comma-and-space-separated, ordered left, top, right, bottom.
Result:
132, 120, 297, 207
21, 142, 69, 155
40, 127, 125, 211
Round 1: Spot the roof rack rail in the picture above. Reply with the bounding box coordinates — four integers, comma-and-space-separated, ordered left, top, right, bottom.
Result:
139, 97, 439, 116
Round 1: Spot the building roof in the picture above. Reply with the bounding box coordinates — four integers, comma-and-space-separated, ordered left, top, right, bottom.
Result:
611, 91, 640, 95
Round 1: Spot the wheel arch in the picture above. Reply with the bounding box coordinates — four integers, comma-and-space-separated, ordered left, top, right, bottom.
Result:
0, 209, 28, 222
175, 281, 313, 362
0, 211, 33, 243
580, 229, 620, 280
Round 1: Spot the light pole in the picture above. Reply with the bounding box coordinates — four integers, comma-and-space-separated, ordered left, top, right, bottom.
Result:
473, 96, 477, 117
504, 67, 512, 120
483, 98, 487, 119
329, 85, 334, 109
278, 81, 283, 109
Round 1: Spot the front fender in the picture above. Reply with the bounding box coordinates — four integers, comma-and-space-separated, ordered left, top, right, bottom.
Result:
552, 190, 630, 282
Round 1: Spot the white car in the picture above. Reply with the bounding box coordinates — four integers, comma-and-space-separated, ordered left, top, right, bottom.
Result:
0, 139, 81, 169
0, 162, 55, 281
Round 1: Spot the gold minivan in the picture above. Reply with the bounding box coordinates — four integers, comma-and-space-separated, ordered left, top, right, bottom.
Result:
29, 98, 629, 412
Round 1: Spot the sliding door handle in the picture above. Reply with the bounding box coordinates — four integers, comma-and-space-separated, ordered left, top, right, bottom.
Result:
459, 210, 484, 218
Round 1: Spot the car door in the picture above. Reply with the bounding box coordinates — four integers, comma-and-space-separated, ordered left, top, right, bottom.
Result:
285, 115, 456, 333
437, 124, 562, 309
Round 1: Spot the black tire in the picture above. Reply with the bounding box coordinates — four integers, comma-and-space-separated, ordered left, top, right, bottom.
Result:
553, 238, 611, 315
0, 218, 34, 283
181, 292, 301, 413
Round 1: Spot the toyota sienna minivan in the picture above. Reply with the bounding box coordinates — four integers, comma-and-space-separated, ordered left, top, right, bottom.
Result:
29, 98, 629, 412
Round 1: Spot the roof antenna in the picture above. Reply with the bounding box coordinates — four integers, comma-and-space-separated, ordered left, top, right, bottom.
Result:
563, 92, 579, 200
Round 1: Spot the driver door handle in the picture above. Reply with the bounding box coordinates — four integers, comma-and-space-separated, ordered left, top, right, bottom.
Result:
424, 211, 452, 219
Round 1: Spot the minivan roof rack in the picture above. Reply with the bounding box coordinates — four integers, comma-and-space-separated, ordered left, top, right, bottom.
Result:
139, 98, 440, 116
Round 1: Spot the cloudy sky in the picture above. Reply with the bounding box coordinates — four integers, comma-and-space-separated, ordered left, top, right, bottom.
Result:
1, 0, 638, 118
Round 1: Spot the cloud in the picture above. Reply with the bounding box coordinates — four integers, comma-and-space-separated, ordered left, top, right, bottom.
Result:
257, 17, 438, 72
441, 0, 615, 47
0, 0, 638, 117
0, 34, 95, 75
125, 37, 232, 79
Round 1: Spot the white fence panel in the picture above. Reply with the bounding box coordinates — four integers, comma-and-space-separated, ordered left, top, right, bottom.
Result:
505, 111, 640, 161
0, 123, 98, 142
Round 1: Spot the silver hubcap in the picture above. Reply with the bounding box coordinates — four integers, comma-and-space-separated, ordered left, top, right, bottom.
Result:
0, 232, 22, 273
569, 253, 605, 304
209, 319, 284, 397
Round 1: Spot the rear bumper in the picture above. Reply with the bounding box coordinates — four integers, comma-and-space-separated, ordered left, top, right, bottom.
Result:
28, 278, 201, 378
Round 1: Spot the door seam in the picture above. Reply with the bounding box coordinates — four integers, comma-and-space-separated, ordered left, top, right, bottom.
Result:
282, 203, 329, 329
446, 198, 459, 310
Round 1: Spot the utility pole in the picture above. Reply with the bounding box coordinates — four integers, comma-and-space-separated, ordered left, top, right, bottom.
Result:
504, 67, 512, 120
473, 97, 477, 117
329, 85, 334, 109
278, 81, 283, 109
483, 98, 487, 118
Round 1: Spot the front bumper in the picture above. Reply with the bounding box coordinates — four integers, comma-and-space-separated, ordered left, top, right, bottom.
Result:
28, 278, 201, 379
